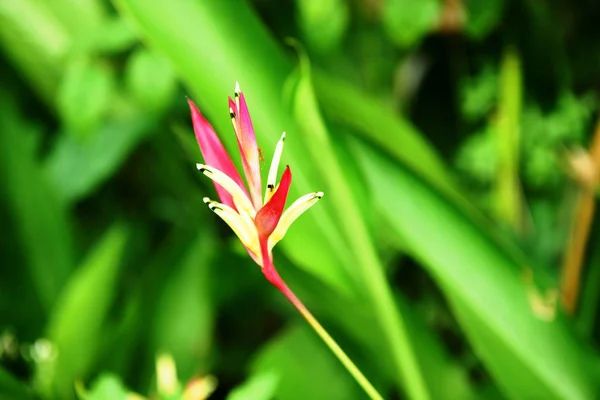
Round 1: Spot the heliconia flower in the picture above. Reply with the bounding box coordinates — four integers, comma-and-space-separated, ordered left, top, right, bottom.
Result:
188, 83, 323, 287
188, 84, 384, 400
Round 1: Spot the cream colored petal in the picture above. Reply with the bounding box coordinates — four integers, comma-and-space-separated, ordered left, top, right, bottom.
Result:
204, 197, 260, 255
268, 191, 324, 250
265, 132, 286, 204
197, 164, 255, 218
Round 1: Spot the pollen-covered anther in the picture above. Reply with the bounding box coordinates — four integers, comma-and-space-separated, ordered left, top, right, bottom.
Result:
268, 191, 325, 250
202, 197, 260, 255
229, 107, 236, 120
203, 197, 220, 212
197, 163, 256, 218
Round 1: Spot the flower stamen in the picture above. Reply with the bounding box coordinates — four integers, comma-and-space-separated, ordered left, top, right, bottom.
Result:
203, 197, 260, 256
197, 163, 256, 218
268, 191, 324, 250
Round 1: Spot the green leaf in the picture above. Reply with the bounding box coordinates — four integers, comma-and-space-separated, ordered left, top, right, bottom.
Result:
0, 93, 74, 311
287, 59, 429, 399
125, 48, 177, 112
0, 366, 35, 400
295, 0, 349, 53
312, 70, 458, 203
354, 142, 599, 399
40, 224, 129, 399
43, 0, 107, 38
80, 18, 138, 54
250, 325, 363, 400
226, 370, 279, 400
494, 47, 522, 229
45, 116, 154, 203
459, 64, 498, 121
57, 56, 114, 138
150, 231, 215, 380
464, 0, 505, 39
81, 374, 131, 400
382, 0, 441, 48
0, 0, 68, 102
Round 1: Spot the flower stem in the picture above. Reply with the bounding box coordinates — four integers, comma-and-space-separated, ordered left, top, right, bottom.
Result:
275, 278, 384, 400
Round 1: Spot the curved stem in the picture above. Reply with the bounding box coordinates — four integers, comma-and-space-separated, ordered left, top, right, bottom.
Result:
266, 271, 384, 400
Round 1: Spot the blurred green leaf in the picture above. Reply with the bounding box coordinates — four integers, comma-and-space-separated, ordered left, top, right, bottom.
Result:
45, 116, 153, 203
57, 56, 114, 138
150, 230, 215, 380
296, 0, 349, 53
279, 260, 477, 399
460, 64, 498, 121
79, 18, 138, 54
313, 71, 459, 203
382, 0, 441, 48
0, 93, 74, 311
251, 325, 362, 400
41, 224, 128, 399
226, 370, 279, 400
125, 48, 177, 112
494, 47, 522, 229
44, 0, 107, 38
0, 366, 35, 400
455, 125, 498, 185
521, 92, 596, 189
354, 143, 599, 399
396, 293, 477, 400
0, 0, 69, 103
464, 0, 504, 39
80, 373, 130, 400
288, 60, 430, 399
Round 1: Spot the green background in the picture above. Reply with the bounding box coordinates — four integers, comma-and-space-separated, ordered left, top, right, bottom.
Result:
1, 0, 600, 399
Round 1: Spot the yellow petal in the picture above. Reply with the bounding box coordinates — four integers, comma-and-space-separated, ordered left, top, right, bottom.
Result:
268, 191, 324, 250
197, 164, 256, 218
204, 197, 260, 255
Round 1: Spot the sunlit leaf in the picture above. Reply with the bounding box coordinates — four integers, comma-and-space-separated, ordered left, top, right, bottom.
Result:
355, 142, 600, 399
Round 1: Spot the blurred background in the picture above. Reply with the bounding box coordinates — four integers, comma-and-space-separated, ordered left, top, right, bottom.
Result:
2, 0, 600, 399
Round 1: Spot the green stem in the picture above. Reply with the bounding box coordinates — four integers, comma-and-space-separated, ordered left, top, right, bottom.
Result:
277, 279, 384, 400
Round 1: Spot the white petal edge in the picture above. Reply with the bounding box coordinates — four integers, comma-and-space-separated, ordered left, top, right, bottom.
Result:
197, 164, 256, 218
268, 191, 324, 250
203, 197, 260, 255
265, 131, 286, 204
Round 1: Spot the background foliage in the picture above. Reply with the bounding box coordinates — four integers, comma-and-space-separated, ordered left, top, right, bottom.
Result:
2, 0, 600, 399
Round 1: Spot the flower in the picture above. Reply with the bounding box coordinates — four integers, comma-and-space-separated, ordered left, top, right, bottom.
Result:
188, 83, 323, 287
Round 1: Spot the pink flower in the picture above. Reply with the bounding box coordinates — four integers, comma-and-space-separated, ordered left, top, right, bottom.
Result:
188, 83, 323, 288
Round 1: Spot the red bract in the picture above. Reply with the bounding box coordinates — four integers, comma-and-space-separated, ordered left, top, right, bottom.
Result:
189, 83, 323, 282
